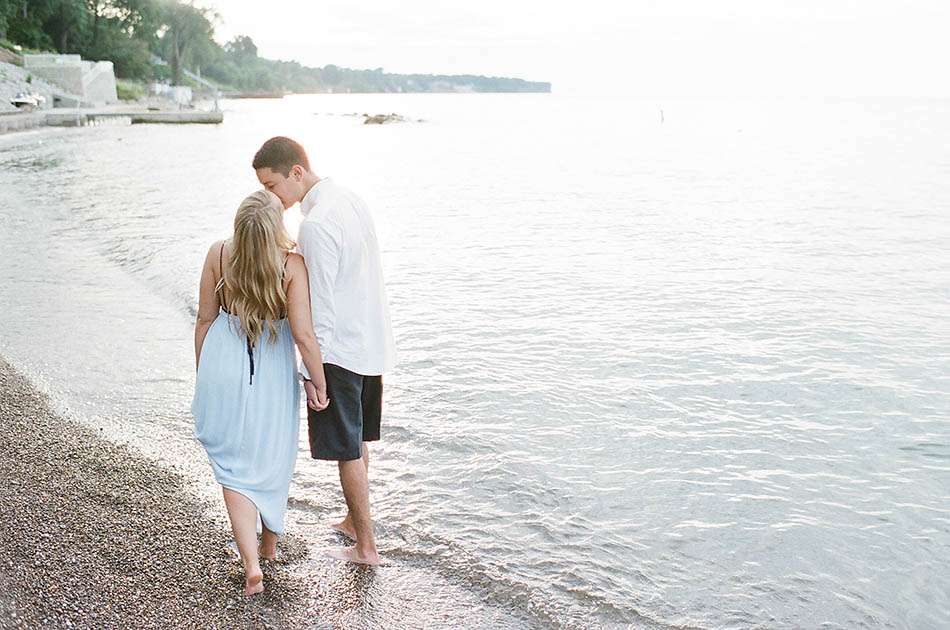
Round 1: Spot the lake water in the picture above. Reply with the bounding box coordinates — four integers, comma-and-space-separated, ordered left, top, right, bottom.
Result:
1, 94, 948, 628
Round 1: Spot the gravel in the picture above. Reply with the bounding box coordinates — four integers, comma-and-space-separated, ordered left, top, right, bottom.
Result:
0, 357, 312, 629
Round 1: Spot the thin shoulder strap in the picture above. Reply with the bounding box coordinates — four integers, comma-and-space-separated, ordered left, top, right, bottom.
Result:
217, 242, 228, 310
280, 252, 291, 281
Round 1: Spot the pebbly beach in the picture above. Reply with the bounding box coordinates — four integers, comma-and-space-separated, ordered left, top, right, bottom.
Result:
0, 353, 526, 629
0, 357, 308, 629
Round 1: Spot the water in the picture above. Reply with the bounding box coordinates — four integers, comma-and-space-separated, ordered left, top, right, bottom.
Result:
1, 94, 949, 628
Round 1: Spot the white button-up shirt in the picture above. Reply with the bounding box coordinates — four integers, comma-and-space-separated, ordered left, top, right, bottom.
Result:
297, 178, 395, 377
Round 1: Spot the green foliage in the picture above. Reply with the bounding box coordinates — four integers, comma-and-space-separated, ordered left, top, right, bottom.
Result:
158, 1, 216, 85
0, 0, 550, 94
4, 0, 56, 50
83, 20, 152, 78
116, 78, 145, 100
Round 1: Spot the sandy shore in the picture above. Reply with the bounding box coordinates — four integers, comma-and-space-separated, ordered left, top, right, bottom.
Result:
0, 357, 309, 628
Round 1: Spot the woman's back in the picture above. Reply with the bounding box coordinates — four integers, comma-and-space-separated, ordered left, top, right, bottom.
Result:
191, 190, 306, 539
214, 240, 290, 319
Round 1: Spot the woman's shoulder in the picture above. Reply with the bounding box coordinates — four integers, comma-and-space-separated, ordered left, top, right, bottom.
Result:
202, 239, 226, 267
282, 252, 305, 277
285, 251, 306, 269
206, 239, 228, 258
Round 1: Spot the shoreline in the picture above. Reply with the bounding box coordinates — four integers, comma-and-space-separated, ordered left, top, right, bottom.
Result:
0, 357, 307, 628
0, 107, 222, 135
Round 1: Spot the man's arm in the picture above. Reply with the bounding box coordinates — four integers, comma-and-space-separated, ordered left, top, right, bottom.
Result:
296, 220, 341, 379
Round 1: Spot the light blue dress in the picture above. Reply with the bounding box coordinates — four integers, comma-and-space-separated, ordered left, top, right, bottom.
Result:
192, 308, 300, 534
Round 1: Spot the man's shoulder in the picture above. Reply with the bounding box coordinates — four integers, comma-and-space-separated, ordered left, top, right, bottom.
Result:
298, 211, 344, 248
326, 181, 370, 210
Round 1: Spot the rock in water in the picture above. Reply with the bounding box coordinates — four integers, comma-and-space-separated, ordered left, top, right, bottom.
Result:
363, 113, 408, 125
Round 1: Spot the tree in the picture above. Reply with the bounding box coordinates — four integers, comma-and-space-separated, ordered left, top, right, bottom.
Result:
4, 0, 57, 49
158, 0, 214, 85
43, 0, 87, 52
224, 34, 256, 62
0, 0, 16, 41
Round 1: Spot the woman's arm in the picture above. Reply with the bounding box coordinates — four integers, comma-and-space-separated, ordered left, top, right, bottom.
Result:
195, 243, 222, 369
285, 254, 329, 410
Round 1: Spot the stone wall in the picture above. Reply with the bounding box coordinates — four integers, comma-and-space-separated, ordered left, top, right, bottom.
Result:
0, 61, 58, 113
22, 54, 117, 106
0, 111, 46, 134
81, 61, 118, 105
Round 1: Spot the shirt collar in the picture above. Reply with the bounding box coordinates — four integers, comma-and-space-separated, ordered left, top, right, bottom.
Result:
300, 177, 331, 217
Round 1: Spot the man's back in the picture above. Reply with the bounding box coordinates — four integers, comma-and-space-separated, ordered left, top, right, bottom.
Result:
298, 178, 395, 376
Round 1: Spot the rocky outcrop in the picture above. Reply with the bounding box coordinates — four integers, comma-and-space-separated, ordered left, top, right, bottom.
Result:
363, 112, 408, 125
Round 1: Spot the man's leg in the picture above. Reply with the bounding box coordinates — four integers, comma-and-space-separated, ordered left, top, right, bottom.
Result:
316, 368, 381, 564
332, 442, 369, 540
329, 454, 380, 565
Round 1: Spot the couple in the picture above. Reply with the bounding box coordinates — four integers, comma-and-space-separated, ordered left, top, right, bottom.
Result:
191, 136, 395, 596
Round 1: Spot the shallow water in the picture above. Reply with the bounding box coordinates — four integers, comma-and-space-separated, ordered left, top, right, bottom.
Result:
1, 94, 948, 628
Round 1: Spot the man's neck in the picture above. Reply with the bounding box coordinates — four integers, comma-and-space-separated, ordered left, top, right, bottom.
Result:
300, 173, 322, 202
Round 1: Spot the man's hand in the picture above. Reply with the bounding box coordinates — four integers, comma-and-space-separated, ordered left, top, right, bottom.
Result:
304, 379, 330, 411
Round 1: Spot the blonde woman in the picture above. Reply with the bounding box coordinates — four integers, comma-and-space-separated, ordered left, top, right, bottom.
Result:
191, 190, 329, 596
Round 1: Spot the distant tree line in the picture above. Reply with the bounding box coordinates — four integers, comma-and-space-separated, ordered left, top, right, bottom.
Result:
0, 1, 550, 93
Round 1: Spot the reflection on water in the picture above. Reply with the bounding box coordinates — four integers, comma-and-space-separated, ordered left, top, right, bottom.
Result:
1, 94, 949, 629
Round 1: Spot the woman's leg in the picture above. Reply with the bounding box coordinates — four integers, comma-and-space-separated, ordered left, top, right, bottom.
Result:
260, 524, 279, 560
222, 487, 264, 595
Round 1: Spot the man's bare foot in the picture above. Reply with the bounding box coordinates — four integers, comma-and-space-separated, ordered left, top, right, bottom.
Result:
327, 546, 382, 566
244, 569, 264, 596
331, 518, 357, 541
258, 544, 277, 561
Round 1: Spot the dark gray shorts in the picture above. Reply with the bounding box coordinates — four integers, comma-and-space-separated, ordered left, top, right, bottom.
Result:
307, 363, 382, 461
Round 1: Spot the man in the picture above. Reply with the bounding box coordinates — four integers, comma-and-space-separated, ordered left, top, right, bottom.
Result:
253, 136, 395, 566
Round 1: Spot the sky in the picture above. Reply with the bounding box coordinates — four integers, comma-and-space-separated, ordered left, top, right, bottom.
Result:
207, 0, 950, 97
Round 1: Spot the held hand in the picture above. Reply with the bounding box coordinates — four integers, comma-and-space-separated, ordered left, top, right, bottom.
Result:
304, 379, 330, 411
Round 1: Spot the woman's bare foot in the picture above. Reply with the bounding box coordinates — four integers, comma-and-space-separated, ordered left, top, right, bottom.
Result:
244, 567, 264, 596
327, 546, 382, 566
331, 517, 357, 541
258, 543, 277, 561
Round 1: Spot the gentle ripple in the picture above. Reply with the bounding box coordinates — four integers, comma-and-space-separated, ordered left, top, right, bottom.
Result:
1, 94, 948, 628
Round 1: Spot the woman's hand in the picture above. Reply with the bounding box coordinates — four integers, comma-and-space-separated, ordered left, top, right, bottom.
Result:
304, 379, 329, 411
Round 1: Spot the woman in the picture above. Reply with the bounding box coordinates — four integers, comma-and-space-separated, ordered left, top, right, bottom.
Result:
192, 190, 329, 596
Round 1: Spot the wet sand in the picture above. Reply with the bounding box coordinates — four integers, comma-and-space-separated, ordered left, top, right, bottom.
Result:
0, 357, 308, 628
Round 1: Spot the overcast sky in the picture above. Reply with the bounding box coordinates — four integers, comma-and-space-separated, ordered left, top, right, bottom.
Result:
208, 0, 950, 97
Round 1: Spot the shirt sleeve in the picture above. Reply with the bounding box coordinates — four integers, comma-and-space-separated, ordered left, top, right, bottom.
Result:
296, 219, 341, 379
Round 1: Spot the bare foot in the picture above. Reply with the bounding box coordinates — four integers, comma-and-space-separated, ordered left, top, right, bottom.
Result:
331, 518, 357, 541
326, 546, 382, 566
244, 569, 264, 596
258, 544, 277, 561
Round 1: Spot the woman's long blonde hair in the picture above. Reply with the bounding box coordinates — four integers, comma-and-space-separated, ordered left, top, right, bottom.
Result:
219, 190, 295, 347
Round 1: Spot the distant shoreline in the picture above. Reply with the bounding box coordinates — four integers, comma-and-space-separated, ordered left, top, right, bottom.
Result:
223, 90, 554, 98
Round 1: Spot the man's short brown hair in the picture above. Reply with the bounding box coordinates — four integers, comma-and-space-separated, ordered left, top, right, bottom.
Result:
252, 136, 311, 176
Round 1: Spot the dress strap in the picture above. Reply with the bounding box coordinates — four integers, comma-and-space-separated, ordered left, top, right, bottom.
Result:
218, 242, 229, 312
